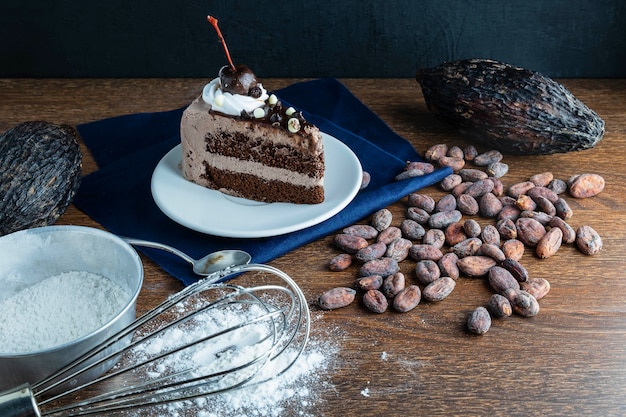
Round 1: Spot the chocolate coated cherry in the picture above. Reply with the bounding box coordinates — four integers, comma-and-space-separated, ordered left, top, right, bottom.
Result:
219, 64, 258, 96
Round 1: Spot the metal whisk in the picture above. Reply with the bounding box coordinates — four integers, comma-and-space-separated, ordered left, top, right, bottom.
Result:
0, 262, 310, 416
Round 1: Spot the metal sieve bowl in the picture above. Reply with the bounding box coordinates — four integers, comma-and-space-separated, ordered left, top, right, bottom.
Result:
0, 225, 143, 392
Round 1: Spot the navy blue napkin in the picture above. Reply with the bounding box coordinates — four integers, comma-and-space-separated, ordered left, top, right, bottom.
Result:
73, 78, 451, 285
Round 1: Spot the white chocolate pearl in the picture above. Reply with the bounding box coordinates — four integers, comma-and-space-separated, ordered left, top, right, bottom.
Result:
288, 117, 301, 133
253, 107, 266, 119
213, 94, 225, 107
268, 94, 278, 105
285, 106, 296, 116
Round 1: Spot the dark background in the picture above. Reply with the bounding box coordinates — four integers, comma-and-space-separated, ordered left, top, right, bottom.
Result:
1, 0, 625, 78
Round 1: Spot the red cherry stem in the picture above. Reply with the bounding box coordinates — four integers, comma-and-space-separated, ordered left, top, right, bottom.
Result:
207, 15, 236, 72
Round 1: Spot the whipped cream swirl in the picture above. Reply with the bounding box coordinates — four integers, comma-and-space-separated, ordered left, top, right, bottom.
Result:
202, 77, 269, 116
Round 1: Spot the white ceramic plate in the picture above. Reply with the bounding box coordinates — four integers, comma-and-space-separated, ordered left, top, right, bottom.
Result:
151, 133, 362, 238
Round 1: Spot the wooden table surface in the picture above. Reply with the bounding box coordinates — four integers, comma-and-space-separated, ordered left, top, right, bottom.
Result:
1, 78, 626, 416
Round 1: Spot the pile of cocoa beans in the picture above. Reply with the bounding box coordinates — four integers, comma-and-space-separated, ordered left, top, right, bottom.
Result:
318, 144, 604, 335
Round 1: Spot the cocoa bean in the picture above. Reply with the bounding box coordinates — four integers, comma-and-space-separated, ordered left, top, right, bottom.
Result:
359, 257, 400, 277
393, 285, 422, 312
463, 219, 482, 238
409, 244, 444, 261
395, 169, 425, 181
406, 207, 430, 225
568, 173, 605, 198
487, 161, 508, 178
534, 195, 557, 216
548, 216, 576, 244
405, 161, 435, 174
447, 145, 464, 159
500, 258, 529, 282
467, 306, 492, 334
479, 243, 506, 262
355, 242, 387, 263
516, 217, 547, 247
428, 209, 462, 229
440, 173, 462, 191
329, 253, 353, 271
423, 277, 456, 302
385, 238, 412, 262
343, 224, 379, 239
435, 193, 457, 212
496, 218, 517, 240
382, 272, 406, 298
554, 197, 573, 220
487, 294, 513, 318
527, 186, 559, 203
318, 287, 356, 310
459, 168, 488, 182
334, 234, 369, 254
438, 156, 465, 171
457, 193, 480, 215
520, 277, 551, 300
354, 275, 384, 291
505, 289, 540, 317
423, 228, 446, 249
415, 259, 441, 285
530, 172, 554, 187
425, 143, 448, 161
361, 171, 371, 189
488, 177, 504, 196
520, 210, 552, 226
516, 195, 537, 211
535, 227, 562, 259
481, 224, 501, 246
438, 252, 460, 279
488, 266, 521, 295
473, 150, 503, 166
463, 145, 478, 161
445, 222, 468, 246
508, 181, 536, 199
452, 181, 474, 197
457, 256, 497, 277
465, 179, 495, 198
372, 208, 393, 231
377, 226, 402, 245
400, 219, 426, 240
479, 193, 503, 217
408, 193, 436, 212
575, 225, 603, 255
363, 289, 388, 313
497, 204, 522, 222
502, 239, 525, 261
547, 178, 568, 195
451, 237, 483, 258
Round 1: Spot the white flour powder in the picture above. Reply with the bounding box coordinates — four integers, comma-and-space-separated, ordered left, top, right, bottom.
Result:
0, 271, 129, 353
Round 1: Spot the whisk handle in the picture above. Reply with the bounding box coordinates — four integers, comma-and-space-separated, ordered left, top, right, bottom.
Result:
119, 237, 195, 265
0, 384, 41, 417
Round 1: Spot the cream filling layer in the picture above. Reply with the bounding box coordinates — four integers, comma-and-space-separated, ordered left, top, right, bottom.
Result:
205, 153, 323, 188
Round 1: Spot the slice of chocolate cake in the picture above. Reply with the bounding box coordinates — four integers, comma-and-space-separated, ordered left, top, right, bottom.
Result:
180, 16, 325, 204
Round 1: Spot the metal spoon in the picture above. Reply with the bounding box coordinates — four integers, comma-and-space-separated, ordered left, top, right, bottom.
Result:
119, 237, 251, 276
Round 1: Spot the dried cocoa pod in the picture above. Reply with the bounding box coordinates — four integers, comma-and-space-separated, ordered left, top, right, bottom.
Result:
415, 260, 442, 285
548, 216, 576, 244
428, 210, 462, 229
382, 272, 406, 298
575, 225, 603, 255
445, 222, 468, 246
415, 59, 604, 155
568, 173, 605, 198
422, 228, 446, 249
451, 237, 483, 258
500, 258, 529, 282
377, 226, 402, 245
535, 227, 563, 259
516, 217, 547, 247
467, 306, 492, 335
487, 294, 513, 318
438, 252, 460, 279
385, 238, 412, 262
0, 121, 83, 236
408, 193, 436, 212
363, 289, 388, 313
334, 234, 369, 254
354, 275, 383, 291
359, 257, 400, 277
393, 285, 422, 313
520, 277, 551, 300
488, 266, 521, 295
355, 242, 387, 263
409, 244, 444, 261
371, 208, 393, 231
504, 289, 540, 317
343, 224, 379, 239
400, 219, 426, 240
329, 253, 353, 271
502, 239, 525, 261
435, 193, 457, 212
423, 277, 456, 302
457, 256, 497, 277
318, 287, 356, 310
